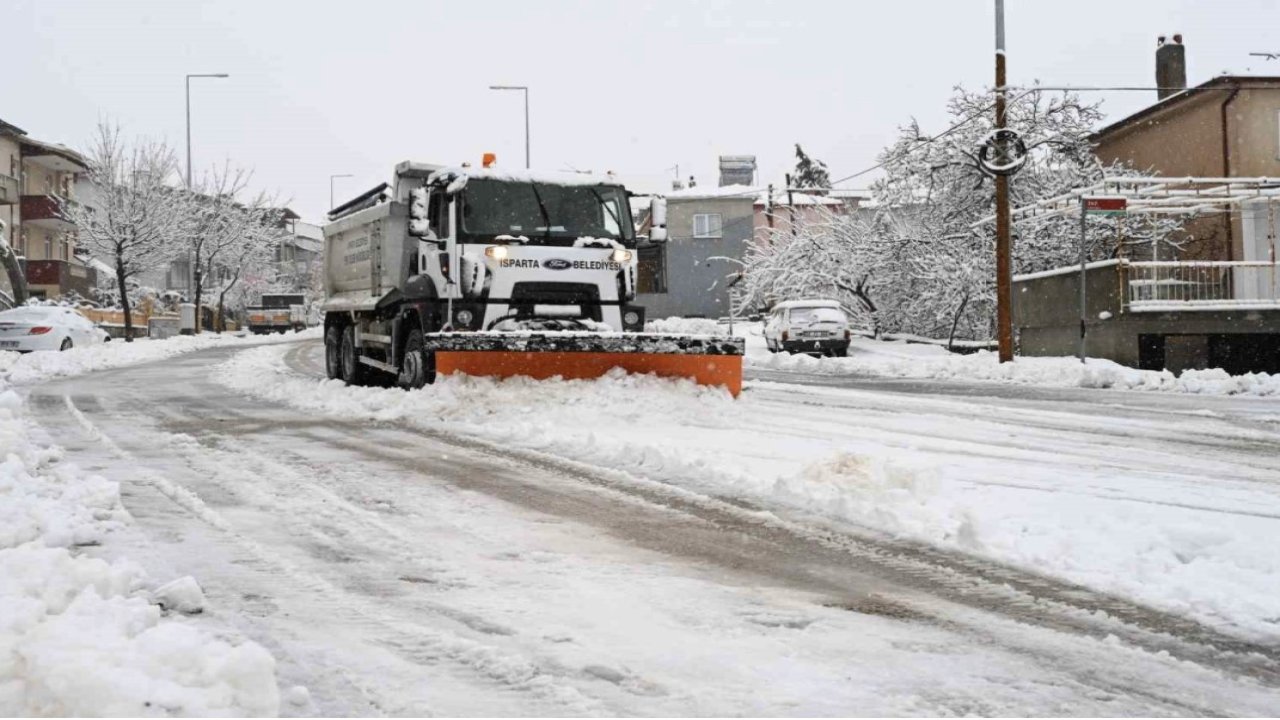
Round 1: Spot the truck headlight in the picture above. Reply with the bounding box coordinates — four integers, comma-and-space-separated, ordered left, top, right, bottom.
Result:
455, 309, 475, 327
485, 245, 509, 260
623, 310, 641, 326
611, 248, 633, 263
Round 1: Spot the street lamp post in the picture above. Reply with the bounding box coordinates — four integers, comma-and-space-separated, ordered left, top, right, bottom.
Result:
330, 174, 354, 211
489, 85, 530, 169
185, 73, 229, 188
185, 73, 228, 333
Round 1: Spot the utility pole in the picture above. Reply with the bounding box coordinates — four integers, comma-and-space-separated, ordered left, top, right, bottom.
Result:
993, 0, 1014, 362
185, 72, 229, 335
785, 173, 796, 236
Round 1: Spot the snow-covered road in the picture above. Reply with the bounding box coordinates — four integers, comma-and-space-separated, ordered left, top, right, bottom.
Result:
21, 340, 1280, 715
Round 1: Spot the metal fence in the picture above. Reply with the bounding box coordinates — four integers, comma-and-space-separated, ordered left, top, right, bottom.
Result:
1126, 261, 1280, 309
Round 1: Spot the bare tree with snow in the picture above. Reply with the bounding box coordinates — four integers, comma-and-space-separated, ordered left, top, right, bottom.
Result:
743, 87, 1183, 344
186, 164, 255, 332
58, 123, 187, 341
213, 204, 289, 332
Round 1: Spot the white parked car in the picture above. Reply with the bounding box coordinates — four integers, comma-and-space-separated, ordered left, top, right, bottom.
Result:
763, 300, 851, 357
0, 306, 110, 352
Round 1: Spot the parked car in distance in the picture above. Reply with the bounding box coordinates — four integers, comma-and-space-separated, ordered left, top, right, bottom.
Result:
0, 306, 110, 352
764, 300, 851, 357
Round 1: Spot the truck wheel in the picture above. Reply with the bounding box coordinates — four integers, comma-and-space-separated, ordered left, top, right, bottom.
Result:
396, 329, 434, 390
324, 326, 343, 380
340, 325, 369, 386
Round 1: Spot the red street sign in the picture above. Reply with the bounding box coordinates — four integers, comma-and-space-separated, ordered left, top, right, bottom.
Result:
1084, 196, 1127, 215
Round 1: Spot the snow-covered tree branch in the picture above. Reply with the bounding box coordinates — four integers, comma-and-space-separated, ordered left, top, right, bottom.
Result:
58, 122, 187, 341
742, 87, 1184, 344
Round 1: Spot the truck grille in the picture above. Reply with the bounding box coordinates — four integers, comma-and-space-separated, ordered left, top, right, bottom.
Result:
510, 282, 601, 321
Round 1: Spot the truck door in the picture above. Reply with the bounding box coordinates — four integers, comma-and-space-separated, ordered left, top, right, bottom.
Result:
424, 189, 460, 300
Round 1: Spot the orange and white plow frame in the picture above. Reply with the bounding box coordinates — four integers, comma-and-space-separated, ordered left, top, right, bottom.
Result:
427, 332, 745, 396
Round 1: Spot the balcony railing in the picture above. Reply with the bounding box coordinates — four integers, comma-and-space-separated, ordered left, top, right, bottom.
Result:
1125, 261, 1280, 311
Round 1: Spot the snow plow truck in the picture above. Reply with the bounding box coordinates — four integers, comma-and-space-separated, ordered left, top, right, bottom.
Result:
320, 160, 744, 395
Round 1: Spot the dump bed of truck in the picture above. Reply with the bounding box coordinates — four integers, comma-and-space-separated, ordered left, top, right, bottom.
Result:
321, 202, 416, 310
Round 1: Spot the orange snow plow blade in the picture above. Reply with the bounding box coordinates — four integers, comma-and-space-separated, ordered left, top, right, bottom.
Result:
428, 333, 745, 396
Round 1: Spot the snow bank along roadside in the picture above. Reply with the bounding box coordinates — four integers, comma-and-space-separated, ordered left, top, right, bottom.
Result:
751, 342, 1280, 397
647, 315, 1280, 397
0, 327, 319, 387
217, 344, 1280, 642
1, 350, 283, 714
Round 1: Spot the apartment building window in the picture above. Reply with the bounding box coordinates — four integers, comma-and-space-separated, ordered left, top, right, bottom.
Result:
44, 234, 52, 260
693, 213, 722, 238
637, 244, 667, 294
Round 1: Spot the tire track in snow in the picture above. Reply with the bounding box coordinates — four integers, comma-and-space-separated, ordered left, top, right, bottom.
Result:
59, 393, 610, 717
276, 341, 1280, 688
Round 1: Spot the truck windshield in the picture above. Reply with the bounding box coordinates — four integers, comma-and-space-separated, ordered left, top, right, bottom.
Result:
459, 179, 634, 246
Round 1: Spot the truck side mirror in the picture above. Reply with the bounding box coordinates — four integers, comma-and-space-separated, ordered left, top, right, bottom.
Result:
408, 187, 430, 237
648, 197, 667, 243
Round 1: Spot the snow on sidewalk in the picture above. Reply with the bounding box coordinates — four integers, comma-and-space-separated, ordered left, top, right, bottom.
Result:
1, 337, 290, 715
218, 344, 1280, 643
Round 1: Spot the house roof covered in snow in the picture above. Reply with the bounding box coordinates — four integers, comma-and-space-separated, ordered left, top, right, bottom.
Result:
1091, 75, 1280, 141
17, 135, 88, 171
664, 184, 847, 207
662, 184, 759, 201
0, 117, 27, 137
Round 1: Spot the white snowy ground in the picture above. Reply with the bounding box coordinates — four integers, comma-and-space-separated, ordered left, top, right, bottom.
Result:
735, 321, 1280, 397
218, 336, 1280, 645
0, 328, 319, 386
0, 331, 315, 715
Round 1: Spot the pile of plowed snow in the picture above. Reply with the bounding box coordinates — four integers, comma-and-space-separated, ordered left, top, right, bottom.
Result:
1, 342, 284, 715
750, 342, 1280, 396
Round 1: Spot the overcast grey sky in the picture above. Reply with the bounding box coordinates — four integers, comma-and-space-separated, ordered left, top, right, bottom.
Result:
6, 0, 1279, 220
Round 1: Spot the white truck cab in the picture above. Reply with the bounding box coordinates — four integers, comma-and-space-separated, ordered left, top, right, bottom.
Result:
764, 299, 851, 357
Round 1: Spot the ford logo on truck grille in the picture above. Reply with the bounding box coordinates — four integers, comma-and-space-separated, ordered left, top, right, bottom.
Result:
542, 258, 572, 270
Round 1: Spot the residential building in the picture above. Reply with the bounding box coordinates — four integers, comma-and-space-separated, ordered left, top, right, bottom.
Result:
1091, 36, 1280, 261
0, 117, 97, 300
1011, 36, 1280, 375
275, 213, 323, 293
752, 187, 846, 244
636, 183, 756, 320
635, 155, 862, 320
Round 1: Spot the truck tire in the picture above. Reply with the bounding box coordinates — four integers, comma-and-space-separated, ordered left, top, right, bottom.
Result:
324, 325, 343, 380
396, 329, 434, 390
340, 325, 369, 386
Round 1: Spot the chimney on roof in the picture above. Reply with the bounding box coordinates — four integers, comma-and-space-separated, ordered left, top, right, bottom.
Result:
1156, 33, 1187, 100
